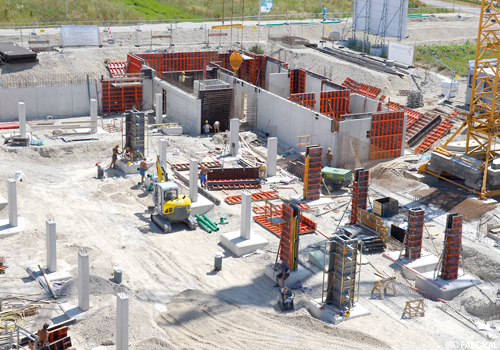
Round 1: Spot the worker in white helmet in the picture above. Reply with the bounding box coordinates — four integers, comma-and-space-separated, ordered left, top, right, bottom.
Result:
325, 147, 333, 167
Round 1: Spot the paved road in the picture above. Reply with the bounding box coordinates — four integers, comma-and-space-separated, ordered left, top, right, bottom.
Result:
417, 0, 481, 14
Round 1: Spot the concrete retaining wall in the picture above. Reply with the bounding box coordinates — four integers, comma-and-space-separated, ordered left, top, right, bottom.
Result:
0, 84, 98, 121
154, 77, 201, 134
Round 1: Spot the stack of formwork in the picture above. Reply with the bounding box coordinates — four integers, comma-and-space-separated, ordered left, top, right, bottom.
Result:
405, 208, 425, 261
323, 235, 359, 311
349, 169, 369, 225
441, 213, 463, 280
123, 110, 148, 159
303, 145, 322, 201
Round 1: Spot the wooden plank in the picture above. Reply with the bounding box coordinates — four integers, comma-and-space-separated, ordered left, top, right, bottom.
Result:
38, 264, 57, 299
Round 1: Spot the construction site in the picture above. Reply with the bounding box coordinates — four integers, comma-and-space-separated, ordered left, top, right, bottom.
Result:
3, 2, 500, 349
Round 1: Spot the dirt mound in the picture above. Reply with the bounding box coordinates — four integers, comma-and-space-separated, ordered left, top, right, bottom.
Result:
156, 289, 389, 350
58, 274, 130, 299
449, 286, 500, 321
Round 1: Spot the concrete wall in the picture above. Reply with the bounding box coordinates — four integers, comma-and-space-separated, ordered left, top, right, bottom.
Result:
265, 60, 286, 91
305, 72, 323, 112
349, 93, 386, 114
0, 84, 99, 121
336, 113, 373, 168
154, 77, 201, 134
142, 77, 155, 110
268, 73, 289, 99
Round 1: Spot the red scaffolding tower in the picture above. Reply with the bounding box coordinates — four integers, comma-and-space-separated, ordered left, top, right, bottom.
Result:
349, 169, 369, 225
441, 213, 463, 280
405, 208, 425, 261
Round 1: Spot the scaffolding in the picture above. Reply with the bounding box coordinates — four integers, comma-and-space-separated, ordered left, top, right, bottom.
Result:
322, 235, 360, 311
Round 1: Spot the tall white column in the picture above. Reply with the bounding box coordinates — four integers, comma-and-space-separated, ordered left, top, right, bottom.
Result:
267, 137, 278, 177
90, 99, 98, 133
7, 179, 17, 227
116, 293, 129, 350
18, 102, 26, 138
46, 219, 57, 273
230, 118, 239, 156
240, 191, 251, 239
155, 93, 163, 124
78, 251, 90, 311
158, 139, 167, 164
189, 159, 198, 202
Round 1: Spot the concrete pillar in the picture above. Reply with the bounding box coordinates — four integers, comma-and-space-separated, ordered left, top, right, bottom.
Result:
7, 179, 17, 227
90, 99, 98, 133
46, 219, 57, 273
116, 292, 129, 350
267, 137, 278, 177
230, 118, 239, 156
18, 102, 26, 138
158, 138, 167, 164
189, 159, 198, 202
155, 93, 163, 124
240, 191, 252, 240
78, 251, 90, 311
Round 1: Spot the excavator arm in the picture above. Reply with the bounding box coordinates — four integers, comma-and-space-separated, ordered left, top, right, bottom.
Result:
156, 155, 169, 183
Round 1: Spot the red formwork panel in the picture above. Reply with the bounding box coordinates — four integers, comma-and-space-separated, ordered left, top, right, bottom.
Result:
415, 111, 459, 154
319, 90, 350, 128
405, 208, 425, 260
136, 51, 220, 75
350, 169, 369, 225
342, 77, 381, 98
289, 69, 306, 95
441, 213, 462, 280
369, 111, 405, 160
126, 54, 143, 74
101, 80, 143, 115
289, 92, 316, 110
107, 62, 126, 77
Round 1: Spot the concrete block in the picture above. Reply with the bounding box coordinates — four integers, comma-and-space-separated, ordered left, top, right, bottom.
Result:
220, 230, 268, 257
264, 263, 312, 287
386, 250, 439, 280
116, 158, 155, 175
46, 219, 57, 273
415, 270, 481, 301
59, 302, 87, 322
0, 217, 26, 238
267, 137, 278, 177
307, 298, 370, 324
78, 251, 90, 312
190, 194, 214, 216
161, 125, 183, 135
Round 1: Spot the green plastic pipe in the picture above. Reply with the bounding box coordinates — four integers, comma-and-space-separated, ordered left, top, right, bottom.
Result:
195, 214, 217, 232
201, 214, 219, 231
196, 217, 212, 233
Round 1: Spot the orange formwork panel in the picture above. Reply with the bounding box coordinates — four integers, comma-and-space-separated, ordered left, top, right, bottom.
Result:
225, 191, 279, 204
126, 54, 143, 74
319, 90, 350, 130
101, 80, 143, 115
369, 111, 405, 160
289, 92, 316, 110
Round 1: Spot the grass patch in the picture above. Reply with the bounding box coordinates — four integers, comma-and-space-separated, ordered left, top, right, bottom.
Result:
0, 0, 447, 24
415, 42, 476, 76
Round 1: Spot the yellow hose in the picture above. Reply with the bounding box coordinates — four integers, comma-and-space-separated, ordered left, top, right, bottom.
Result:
0, 306, 38, 330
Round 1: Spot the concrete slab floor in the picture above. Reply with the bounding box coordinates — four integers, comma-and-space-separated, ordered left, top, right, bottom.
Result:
264, 263, 312, 287
386, 249, 440, 280
59, 302, 89, 322
191, 194, 215, 216
415, 269, 481, 301
220, 230, 269, 257
116, 157, 155, 175
0, 217, 27, 238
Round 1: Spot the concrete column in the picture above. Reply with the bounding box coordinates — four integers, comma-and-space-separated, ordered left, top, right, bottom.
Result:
116, 292, 129, 350
78, 251, 90, 311
158, 138, 167, 164
267, 137, 278, 177
155, 93, 163, 124
46, 219, 57, 273
18, 102, 26, 138
240, 191, 251, 240
230, 118, 239, 156
7, 179, 17, 227
189, 159, 198, 202
90, 99, 98, 133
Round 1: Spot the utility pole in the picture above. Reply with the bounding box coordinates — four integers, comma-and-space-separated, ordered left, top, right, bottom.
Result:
257, 0, 261, 45
223, 0, 225, 24
66, 0, 68, 20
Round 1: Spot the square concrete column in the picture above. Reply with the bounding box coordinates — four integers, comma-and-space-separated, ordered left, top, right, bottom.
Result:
155, 93, 163, 124
78, 251, 90, 311
7, 179, 17, 227
46, 219, 57, 273
90, 99, 98, 133
240, 191, 251, 239
267, 137, 277, 177
158, 138, 167, 164
230, 119, 240, 156
116, 292, 129, 350
189, 159, 198, 202
18, 102, 26, 138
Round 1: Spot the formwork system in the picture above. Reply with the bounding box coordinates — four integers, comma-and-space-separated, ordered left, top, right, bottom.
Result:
289, 92, 316, 109
102, 79, 143, 115
136, 51, 219, 75
200, 88, 233, 132
303, 145, 323, 201
319, 90, 350, 131
440, 213, 463, 280
289, 69, 306, 95
350, 169, 369, 225
322, 235, 360, 311
414, 111, 459, 153
123, 110, 149, 159
126, 54, 143, 74
279, 203, 300, 271
341, 77, 381, 99
369, 111, 405, 160
206, 167, 261, 190
225, 191, 279, 204
108, 62, 127, 77
253, 202, 317, 237
404, 208, 425, 262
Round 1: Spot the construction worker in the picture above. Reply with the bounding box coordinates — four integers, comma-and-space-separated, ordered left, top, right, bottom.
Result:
111, 144, 121, 169
124, 147, 135, 162
203, 120, 212, 134
34, 323, 49, 350
274, 259, 290, 288
322, 6, 326, 20
325, 147, 333, 167
213, 120, 220, 133
199, 162, 213, 189
259, 163, 267, 179
179, 71, 186, 83
139, 158, 148, 184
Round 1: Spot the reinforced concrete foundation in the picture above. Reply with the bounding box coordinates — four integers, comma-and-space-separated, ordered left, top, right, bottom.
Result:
307, 298, 370, 324
385, 250, 439, 280
116, 157, 155, 175
264, 263, 311, 287
415, 270, 480, 301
